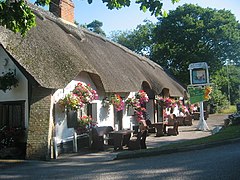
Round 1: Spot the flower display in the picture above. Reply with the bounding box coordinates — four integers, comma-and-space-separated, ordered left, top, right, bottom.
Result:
58, 94, 79, 110
155, 96, 174, 108
72, 82, 98, 107
125, 90, 149, 121
75, 115, 97, 134
110, 94, 124, 111
135, 90, 149, 104
58, 82, 98, 110
125, 97, 139, 108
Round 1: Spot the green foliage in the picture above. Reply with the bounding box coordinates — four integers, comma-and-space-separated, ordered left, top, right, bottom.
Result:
35, 0, 51, 6
0, 72, 19, 92
110, 20, 155, 55
102, 0, 131, 9
220, 105, 237, 114
211, 65, 240, 104
86, 20, 106, 36
0, 0, 36, 36
0, 0, 176, 36
151, 4, 240, 86
210, 87, 229, 113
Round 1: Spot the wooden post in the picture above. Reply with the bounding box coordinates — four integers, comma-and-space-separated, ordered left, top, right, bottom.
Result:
73, 131, 78, 152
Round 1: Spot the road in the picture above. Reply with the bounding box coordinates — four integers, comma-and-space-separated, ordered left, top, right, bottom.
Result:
1, 142, 240, 180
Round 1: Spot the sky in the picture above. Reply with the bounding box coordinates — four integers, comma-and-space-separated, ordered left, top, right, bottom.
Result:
72, 0, 240, 36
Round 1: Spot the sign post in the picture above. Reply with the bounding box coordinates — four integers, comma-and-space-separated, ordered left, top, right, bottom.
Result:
188, 62, 211, 131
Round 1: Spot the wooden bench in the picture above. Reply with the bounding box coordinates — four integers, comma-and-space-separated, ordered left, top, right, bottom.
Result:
128, 130, 147, 150
90, 126, 113, 151
167, 122, 179, 136
184, 115, 193, 126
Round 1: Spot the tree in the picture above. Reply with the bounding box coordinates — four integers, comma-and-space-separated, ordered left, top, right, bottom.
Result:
211, 65, 240, 105
0, 0, 179, 36
151, 4, 240, 86
110, 20, 155, 55
86, 20, 106, 37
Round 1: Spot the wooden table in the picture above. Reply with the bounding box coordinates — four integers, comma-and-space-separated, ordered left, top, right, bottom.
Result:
193, 111, 208, 120
109, 130, 134, 150
176, 116, 185, 126
150, 123, 164, 137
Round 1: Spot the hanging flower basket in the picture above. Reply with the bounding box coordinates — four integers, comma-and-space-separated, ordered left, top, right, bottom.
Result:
155, 96, 174, 108
0, 72, 18, 92
58, 94, 79, 111
58, 82, 98, 110
102, 97, 111, 108
125, 90, 149, 121
72, 82, 98, 107
110, 94, 124, 111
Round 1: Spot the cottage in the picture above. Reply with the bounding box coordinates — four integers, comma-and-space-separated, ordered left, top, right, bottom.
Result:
0, 1, 185, 160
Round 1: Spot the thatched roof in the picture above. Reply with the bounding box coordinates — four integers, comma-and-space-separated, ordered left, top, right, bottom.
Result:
0, 3, 185, 97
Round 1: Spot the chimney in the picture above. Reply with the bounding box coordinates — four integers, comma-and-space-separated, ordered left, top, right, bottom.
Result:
49, 0, 75, 24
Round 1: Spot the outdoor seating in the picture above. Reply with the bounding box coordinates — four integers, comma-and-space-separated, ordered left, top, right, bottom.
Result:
176, 116, 184, 126
150, 122, 164, 137
128, 132, 142, 150
128, 130, 147, 150
90, 126, 113, 151
109, 129, 134, 151
184, 115, 193, 126
193, 111, 208, 120
167, 122, 179, 136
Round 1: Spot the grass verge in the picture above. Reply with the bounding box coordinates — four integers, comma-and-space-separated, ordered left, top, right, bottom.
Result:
220, 105, 237, 114
164, 125, 240, 149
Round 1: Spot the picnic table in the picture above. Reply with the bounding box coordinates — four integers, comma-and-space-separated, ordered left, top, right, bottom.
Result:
109, 130, 134, 151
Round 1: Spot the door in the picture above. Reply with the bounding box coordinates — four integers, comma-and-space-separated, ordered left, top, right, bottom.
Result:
0, 101, 26, 159
114, 109, 123, 130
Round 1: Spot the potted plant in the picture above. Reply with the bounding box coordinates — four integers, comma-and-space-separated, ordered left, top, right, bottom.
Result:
0, 72, 18, 92
75, 115, 97, 134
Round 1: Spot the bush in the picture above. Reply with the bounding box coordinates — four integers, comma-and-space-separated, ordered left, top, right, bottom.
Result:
210, 88, 229, 113
228, 113, 240, 125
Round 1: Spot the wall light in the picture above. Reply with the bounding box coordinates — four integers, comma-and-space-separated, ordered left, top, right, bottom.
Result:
3, 58, 8, 66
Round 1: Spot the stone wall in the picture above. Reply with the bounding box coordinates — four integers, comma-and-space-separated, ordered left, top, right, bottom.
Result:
26, 87, 53, 160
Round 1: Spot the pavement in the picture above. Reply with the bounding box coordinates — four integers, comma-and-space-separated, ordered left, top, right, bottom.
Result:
55, 113, 230, 162
1, 113, 238, 166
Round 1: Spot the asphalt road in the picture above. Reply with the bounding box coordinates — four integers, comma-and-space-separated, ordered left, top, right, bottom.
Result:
1, 141, 240, 180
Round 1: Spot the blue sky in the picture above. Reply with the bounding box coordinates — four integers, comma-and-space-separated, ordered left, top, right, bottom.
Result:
35, 0, 240, 36
73, 0, 240, 36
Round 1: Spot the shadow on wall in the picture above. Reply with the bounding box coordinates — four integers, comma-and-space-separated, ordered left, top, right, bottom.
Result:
99, 106, 110, 122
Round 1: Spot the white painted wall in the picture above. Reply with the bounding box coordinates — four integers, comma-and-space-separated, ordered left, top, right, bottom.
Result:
52, 72, 142, 143
146, 99, 155, 123
0, 47, 29, 128
52, 72, 116, 143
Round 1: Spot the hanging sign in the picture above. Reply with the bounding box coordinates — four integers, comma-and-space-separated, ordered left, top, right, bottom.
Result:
188, 62, 210, 85
188, 86, 212, 104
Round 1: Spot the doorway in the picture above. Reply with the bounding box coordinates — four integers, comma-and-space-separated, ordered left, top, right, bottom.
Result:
114, 109, 123, 130
0, 101, 26, 159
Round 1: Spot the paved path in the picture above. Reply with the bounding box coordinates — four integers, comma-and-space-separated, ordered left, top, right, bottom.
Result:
146, 113, 228, 148
0, 114, 229, 165
56, 114, 228, 163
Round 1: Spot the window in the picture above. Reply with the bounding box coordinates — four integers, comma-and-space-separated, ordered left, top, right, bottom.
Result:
0, 101, 25, 128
